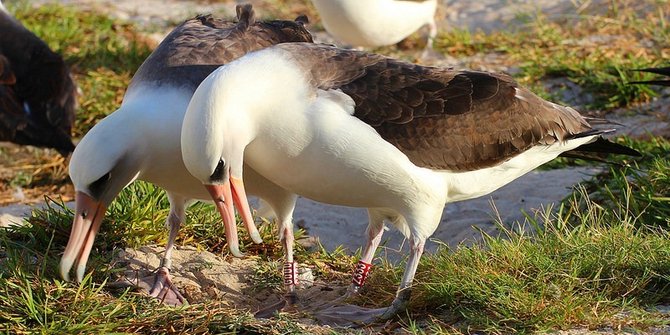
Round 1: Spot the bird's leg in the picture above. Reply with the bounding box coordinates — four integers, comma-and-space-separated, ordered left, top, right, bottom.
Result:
255, 216, 299, 318
426, 18, 437, 50
280, 218, 298, 305
379, 237, 425, 320
347, 211, 385, 297
110, 195, 187, 306
314, 236, 426, 326
146, 196, 187, 306
419, 18, 442, 61
253, 193, 299, 318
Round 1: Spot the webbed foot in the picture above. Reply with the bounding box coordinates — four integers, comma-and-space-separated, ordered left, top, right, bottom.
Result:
109, 266, 187, 306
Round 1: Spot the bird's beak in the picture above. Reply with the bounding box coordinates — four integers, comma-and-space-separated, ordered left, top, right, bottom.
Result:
60, 191, 107, 282
205, 175, 256, 258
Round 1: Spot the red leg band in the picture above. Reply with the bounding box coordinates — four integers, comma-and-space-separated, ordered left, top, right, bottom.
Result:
283, 261, 298, 286
352, 261, 373, 287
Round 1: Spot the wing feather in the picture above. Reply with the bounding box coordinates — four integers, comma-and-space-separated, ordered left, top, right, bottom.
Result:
278, 43, 595, 171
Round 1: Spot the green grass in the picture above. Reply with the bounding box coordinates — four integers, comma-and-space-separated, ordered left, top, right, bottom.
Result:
4, 154, 668, 334
11, 2, 152, 137
434, 0, 668, 109
0, 1, 668, 334
358, 141, 670, 334
583, 137, 670, 229
416, 203, 669, 333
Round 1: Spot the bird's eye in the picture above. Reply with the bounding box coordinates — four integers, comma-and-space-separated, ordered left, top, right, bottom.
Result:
89, 172, 111, 199
210, 159, 226, 182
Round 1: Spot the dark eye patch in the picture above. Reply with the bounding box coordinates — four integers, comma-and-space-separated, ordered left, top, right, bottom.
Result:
89, 172, 111, 199
209, 159, 226, 183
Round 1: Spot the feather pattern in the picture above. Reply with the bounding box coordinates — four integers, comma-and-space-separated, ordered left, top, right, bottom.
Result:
130, 6, 313, 92
277, 43, 601, 171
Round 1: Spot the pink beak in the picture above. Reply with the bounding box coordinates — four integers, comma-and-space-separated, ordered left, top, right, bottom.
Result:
60, 191, 107, 282
205, 176, 259, 258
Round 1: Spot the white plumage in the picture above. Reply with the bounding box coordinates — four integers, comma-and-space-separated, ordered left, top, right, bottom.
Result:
181, 43, 635, 323
59, 8, 314, 306
311, 0, 438, 47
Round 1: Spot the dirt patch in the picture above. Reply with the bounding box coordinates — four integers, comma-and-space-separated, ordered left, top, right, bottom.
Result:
0, 143, 73, 206
112, 245, 351, 317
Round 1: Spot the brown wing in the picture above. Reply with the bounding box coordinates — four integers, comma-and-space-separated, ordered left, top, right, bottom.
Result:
277, 43, 593, 171
129, 4, 314, 92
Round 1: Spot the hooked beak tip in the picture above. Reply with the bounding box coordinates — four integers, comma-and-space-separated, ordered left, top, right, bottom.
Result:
250, 231, 263, 244
59, 262, 71, 282
230, 245, 245, 258
60, 191, 106, 284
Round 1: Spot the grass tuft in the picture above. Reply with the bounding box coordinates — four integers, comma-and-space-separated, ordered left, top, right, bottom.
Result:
434, 0, 669, 109
359, 146, 670, 333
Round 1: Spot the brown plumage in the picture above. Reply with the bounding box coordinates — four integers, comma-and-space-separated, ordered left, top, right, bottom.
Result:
0, 7, 76, 155
130, 5, 312, 92
277, 43, 635, 171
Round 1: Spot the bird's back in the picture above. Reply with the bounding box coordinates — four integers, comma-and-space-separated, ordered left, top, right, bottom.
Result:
128, 8, 313, 94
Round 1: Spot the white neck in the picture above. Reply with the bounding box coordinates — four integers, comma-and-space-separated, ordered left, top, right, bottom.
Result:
182, 49, 312, 180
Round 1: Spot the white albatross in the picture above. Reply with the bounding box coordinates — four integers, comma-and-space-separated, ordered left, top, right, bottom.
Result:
311, 0, 438, 48
181, 42, 640, 324
59, 5, 313, 306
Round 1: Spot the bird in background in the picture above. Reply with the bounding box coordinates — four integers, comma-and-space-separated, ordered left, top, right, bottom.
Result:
311, 0, 438, 49
181, 42, 640, 325
0, 0, 76, 155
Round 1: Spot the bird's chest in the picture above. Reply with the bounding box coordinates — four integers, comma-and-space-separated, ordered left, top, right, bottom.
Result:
243, 109, 418, 207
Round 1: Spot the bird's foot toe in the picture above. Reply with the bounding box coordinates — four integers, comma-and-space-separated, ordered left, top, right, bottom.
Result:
313, 304, 394, 327
254, 292, 299, 318
147, 267, 187, 306
107, 266, 187, 306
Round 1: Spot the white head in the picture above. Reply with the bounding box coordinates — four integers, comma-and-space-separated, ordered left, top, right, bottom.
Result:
180, 64, 257, 248
182, 47, 307, 182
60, 111, 141, 282
181, 48, 310, 253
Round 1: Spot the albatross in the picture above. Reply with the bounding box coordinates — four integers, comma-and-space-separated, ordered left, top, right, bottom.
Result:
181, 42, 640, 323
59, 5, 313, 305
0, 1, 76, 155
311, 0, 438, 48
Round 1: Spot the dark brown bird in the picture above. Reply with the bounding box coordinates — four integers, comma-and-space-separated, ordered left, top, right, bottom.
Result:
0, 4, 76, 155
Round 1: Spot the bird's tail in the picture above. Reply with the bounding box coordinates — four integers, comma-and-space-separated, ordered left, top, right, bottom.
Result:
628, 66, 670, 86
560, 137, 641, 166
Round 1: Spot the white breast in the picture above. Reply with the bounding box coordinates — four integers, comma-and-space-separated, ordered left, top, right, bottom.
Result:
245, 87, 445, 211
